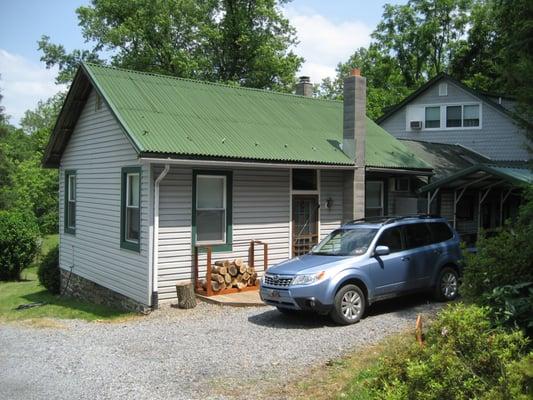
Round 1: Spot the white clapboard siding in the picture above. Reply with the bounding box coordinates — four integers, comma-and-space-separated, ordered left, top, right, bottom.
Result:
59, 89, 150, 305
320, 170, 344, 239
156, 167, 291, 300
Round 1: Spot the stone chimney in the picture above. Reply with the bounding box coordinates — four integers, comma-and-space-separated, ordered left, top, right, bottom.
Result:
296, 76, 313, 97
342, 68, 366, 220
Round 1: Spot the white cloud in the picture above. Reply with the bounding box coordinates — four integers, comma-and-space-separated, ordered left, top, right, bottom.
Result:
284, 7, 372, 83
0, 49, 66, 126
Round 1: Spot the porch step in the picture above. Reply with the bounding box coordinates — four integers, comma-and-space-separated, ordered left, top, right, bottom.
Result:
196, 290, 266, 307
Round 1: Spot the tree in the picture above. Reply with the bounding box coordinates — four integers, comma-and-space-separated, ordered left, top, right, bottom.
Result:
39, 0, 302, 90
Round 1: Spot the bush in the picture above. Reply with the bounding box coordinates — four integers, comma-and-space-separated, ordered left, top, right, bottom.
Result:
461, 226, 533, 303
365, 304, 531, 400
461, 185, 533, 334
38, 245, 60, 294
485, 282, 533, 336
0, 210, 40, 280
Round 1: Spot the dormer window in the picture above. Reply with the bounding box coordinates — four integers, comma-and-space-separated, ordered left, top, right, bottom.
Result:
446, 104, 480, 128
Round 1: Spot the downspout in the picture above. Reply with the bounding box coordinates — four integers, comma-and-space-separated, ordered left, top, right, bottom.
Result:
152, 164, 170, 309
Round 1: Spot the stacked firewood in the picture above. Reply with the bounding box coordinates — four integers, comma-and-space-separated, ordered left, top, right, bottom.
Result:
202, 258, 258, 292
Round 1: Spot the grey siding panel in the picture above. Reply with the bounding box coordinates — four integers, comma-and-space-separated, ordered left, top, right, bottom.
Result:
59, 89, 150, 305
156, 167, 291, 300
380, 79, 530, 160
320, 170, 344, 239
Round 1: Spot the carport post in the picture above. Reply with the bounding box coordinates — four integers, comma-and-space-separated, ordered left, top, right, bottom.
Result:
427, 188, 439, 214
499, 188, 514, 227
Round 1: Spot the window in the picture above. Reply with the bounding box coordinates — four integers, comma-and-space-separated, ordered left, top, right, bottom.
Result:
311, 228, 378, 256
425, 106, 440, 128
365, 181, 384, 217
429, 222, 453, 243
193, 171, 232, 250
403, 223, 432, 249
394, 177, 410, 192
463, 104, 480, 127
64, 170, 76, 234
121, 167, 141, 251
446, 104, 480, 128
292, 169, 317, 191
446, 105, 462, 127
376, 227, 404, 253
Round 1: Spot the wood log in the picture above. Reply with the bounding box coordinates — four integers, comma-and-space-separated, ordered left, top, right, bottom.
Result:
239, 265, 247, 274
175, 281, 197, 308
218, 266, 228, 276
242, 272, 250, 281
211, 273, 225, 284
234, 258, 244, 268
224, 273, 231, 284
236, 274, 243, 283
228, 265, 238, 276
246, 266, 255, 274
237, 281, 247, 290
231, 278, 238, 287
211, 280, 221, 291
248, 278, 256, 286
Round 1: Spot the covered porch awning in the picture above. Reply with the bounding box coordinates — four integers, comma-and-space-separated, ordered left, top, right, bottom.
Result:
418, 163, 532, 231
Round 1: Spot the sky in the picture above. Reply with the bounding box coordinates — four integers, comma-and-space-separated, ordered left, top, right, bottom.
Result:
0, 0, 405, 126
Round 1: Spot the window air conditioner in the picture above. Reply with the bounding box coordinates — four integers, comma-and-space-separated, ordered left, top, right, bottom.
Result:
410, 121, 422, 130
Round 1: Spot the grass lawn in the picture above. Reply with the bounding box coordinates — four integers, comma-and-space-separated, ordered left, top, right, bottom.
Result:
0, 234, 135, 322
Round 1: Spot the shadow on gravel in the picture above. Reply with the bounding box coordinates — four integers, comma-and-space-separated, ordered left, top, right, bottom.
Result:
248, 293, 435, 329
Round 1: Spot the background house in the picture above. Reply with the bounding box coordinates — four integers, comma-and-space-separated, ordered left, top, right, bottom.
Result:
377, 74, 532, 243
43, 63, 431, 310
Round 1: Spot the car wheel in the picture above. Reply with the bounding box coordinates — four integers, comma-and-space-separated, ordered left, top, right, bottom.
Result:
434, 267, 459, 301
330, 284, 365, 325
276, 306, 298, 315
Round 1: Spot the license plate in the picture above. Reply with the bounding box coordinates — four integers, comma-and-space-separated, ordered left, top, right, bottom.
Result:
270, 289, 281, 299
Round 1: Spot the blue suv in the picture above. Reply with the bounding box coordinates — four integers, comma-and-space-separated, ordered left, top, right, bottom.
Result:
260, 216, 462, 325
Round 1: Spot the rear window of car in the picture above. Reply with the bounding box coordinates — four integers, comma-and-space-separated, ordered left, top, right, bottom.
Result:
429, 222, 453, 243
403, 223, 432, 249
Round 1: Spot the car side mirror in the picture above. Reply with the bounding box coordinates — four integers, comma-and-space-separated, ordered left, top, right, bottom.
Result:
374, 245, 390, 256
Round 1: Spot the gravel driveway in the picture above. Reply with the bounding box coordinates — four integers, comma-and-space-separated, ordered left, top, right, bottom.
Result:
1, 296, 440, 400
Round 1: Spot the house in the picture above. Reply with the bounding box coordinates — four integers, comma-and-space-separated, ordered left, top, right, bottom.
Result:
43, 63, 431, 311
377, 74, 532, 243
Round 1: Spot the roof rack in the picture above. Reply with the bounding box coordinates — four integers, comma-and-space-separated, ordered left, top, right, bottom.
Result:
346, 214, 442, 226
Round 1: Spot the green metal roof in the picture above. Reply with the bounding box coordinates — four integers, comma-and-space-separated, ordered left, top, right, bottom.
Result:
419, 163, 533, 193
47, 62, 432, 169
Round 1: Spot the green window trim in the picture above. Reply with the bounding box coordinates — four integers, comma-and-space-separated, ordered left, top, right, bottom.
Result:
120, 166, 141, 252
64, 170, 76, 234
192, 170, 233, 253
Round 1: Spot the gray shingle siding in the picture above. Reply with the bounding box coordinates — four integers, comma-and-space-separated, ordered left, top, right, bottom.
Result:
59, 89, 151, 306
379, 79, 530, 161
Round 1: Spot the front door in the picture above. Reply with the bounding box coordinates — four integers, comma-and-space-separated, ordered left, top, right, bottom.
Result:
292, 195, 319, 257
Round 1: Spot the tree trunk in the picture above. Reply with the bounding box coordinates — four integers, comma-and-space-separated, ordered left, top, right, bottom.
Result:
175, 281, 197, 309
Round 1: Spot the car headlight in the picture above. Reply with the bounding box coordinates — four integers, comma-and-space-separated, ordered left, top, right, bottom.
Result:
291, 271, 326, 286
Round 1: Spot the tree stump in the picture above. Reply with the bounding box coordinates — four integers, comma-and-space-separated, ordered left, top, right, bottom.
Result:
175, 281, 197, 309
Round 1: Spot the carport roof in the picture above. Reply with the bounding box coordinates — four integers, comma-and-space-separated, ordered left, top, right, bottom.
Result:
418, 163, 533, 193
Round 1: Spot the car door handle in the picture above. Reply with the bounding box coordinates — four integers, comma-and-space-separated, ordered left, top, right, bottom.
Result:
402, 256, 410, 261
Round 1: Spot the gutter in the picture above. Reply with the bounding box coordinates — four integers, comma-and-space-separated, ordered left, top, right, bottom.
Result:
139, 157, 355, 170
152, 164, 170, 308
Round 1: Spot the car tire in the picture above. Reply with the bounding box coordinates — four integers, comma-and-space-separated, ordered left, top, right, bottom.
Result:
434, 267, 459, 301
330, 284, 366, 325
276, 306, 298, 315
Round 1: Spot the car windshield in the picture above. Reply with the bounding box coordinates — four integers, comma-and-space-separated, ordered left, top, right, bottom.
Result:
311, 227, 378, 256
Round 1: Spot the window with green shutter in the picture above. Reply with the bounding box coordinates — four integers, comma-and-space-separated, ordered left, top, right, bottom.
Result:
121, 167, 141, 252
64, 170, 76, 234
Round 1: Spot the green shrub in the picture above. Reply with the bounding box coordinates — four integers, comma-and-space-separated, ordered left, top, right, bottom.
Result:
0, 210, 40, 280
365, 304, 531, 400
37, 245, 60, 294
461, 226, 533, 303
485, 282, 533, 336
